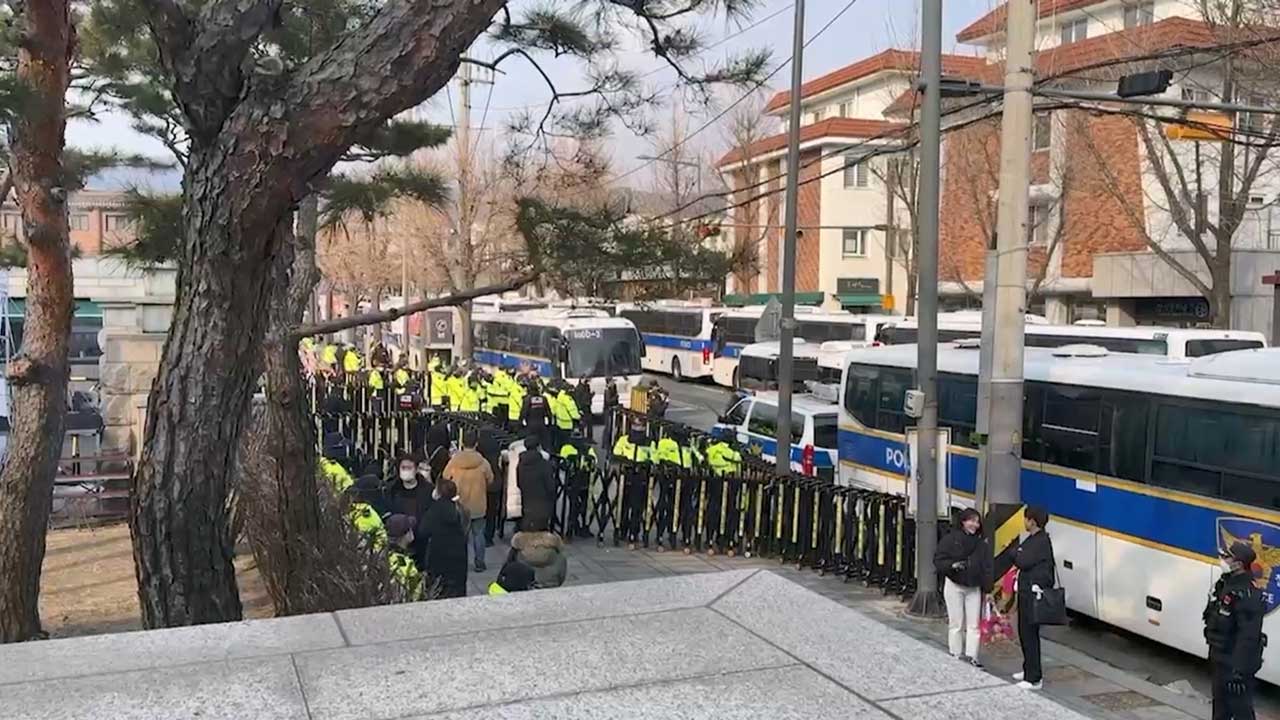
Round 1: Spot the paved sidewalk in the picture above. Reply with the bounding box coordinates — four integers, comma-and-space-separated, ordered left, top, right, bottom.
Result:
0, 569, 1095, 719
467, 535, 1219, 720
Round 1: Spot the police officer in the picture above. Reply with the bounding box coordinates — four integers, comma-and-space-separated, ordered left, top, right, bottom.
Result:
550, 380, 580, 450
612, 415, 652, 550
703, 436, 742, 554
558, 431, 597, 539
653, 428, 681, 552
574, 377, 594, 438
521, 377, 552, 450
1205, 541, 1266, 720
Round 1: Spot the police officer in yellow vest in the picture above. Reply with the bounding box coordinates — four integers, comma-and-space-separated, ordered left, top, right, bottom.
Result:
612, 417, 653, 550
486, 368, 512, 425
677, 431, 705, 551
560, 434, 598, 539
549, 380, 579, 450
508, 374, 526, 426
429, 362, 448, 409
703, 437, 742, 552
384, 514, 424, 601
342, 345, 362, 375
706, 438, 742, 476
320, 457, 354, 492
320, 342, 339, 370
653, 430, 682, 552
458, 372, 482, 413
447, 367, 468, 412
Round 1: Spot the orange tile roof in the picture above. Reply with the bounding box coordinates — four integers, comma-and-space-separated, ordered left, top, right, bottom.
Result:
957, 0, 1111, 43
763, 49, 987, 113
716, 118, 907, 167
884, 18, 1220, 116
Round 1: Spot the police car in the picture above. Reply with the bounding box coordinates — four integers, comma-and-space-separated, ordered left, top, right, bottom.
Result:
711, 390, 838, 480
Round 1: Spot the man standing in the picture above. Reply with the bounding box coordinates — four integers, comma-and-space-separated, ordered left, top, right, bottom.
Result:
443, 429, 495, 572
1205, 541, 1265, 720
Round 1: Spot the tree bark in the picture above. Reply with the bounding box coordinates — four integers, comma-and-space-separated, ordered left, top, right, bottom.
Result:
0, 0, 75, 643
456, 301, 474, 360
130, 0, 506, 627
253, 203, 325, 615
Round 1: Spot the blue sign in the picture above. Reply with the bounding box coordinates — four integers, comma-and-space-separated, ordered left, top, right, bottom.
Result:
1218, 516, 1280, 614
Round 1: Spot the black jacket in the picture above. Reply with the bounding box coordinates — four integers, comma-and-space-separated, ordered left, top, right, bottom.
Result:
933, 529, 993, 589
417, 498, 470, 579
382, 475, 434, 525
1204, 571, 1266, 674
523, 394, 550, 429
573, 384, 593, 417
517, 449, 557, 531
425, 421, 452, 480
477, 429, 502, 487
1013, 531, 1056, 596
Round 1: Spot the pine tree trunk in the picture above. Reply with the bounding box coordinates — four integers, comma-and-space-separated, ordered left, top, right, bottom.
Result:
256, 201, 324, 614
0, 0, 75, 643
129, 150, 285, 627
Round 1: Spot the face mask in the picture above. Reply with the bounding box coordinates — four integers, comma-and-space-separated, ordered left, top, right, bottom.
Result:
399, 469, 416, 482
1221, 559, 1234, 573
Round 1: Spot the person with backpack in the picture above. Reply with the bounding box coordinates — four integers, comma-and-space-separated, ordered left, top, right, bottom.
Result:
933, 508, 993, 667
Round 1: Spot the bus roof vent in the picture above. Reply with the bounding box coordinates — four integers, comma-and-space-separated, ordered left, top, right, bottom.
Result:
954, 338, 981, 349
1189, 348, 1280, 385
1051, 343, 1109, 358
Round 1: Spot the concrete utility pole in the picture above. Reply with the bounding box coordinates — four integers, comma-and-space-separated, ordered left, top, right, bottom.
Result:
986, 0, 1037, 506
974, 243, 998, 509
907, 0, 945, 618
884, 160, 897, 302
774, 0, 805, 477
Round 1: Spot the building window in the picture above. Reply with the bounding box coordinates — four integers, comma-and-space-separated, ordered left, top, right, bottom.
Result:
1059, 17, 1088, 44
838, 101, 851, 118
1033, 112, 1052, 151
1238, 92, 1267, 133
1028, 204, 1050, 247
1181, 86, 1210, 103
843, 154, 870, 188
1123, 1, 1154, 29
812, 109, 825, 123
842, 228, 868, 257
103, 213, 133, 232
69, 213, 89, 231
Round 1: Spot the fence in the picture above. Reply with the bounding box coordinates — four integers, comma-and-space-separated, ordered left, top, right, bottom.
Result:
312, 374, 933, 598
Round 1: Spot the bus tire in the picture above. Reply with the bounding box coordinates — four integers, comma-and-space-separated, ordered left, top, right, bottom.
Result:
671, 357, 682, 382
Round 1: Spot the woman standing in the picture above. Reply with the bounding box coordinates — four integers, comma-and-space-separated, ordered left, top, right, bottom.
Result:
1013, 505, 1056, 690
417, 478, 470, 598
934, 508, 992, 667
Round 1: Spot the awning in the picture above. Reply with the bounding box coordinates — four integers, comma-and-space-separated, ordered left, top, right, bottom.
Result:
3, 299, 103, 319
722, 291, 825, 307
836, 294, 883, 308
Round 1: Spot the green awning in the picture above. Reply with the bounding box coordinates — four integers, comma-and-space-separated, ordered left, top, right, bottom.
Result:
722, 291, 825, 307
3, 299, 102, 318
836, 294, 883, 308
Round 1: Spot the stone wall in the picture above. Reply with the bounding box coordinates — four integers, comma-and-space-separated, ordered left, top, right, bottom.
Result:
98, 300, 172, 460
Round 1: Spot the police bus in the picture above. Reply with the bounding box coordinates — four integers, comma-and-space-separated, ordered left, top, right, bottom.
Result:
837, 343, 1280, 681
877, 314, 1265, 359
617, 303, 723, 381
471, 308, 643, 413
709, 308, 890, 388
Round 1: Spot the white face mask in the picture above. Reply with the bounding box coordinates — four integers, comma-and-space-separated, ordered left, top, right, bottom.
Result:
1221, 559, 1235, 573
417, 464, 431, 478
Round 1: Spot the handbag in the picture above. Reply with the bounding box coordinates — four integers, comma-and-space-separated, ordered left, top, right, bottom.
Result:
1029, 564, 1068, 626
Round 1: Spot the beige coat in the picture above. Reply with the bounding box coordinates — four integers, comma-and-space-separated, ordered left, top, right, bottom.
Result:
443, 449, 493, 519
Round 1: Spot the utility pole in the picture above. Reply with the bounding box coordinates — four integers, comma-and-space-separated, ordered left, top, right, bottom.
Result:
974, 241, 998, 509
986, 0, 1036, 506
774, 0, 805, 477
453, 60, 491, 359
884, 159, 897, 302
907, 0, 945, 618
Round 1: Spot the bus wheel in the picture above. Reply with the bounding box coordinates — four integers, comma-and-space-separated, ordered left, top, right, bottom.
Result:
671, 357, 682, 382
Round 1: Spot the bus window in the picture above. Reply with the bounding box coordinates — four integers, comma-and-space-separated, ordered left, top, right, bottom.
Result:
844, 364, 879, 427
876, 369, 912, 433
565, 328, 641, 378
938, 374, 978, 448
812, 415, 838, 449
1186, 339, 1264, 357
1038, 384, 1101, 473
1098, 392, 1149, 482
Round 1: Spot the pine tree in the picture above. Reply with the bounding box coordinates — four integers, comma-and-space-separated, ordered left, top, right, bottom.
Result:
81, 0, 767, 627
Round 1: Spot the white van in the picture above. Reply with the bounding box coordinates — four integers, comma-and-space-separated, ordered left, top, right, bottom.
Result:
712, 391, 838, 480
737, 340, 820, 392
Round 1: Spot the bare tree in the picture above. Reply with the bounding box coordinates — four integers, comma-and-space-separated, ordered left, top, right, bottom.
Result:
719, 96, 772, 293
1073, 0, 1280, 327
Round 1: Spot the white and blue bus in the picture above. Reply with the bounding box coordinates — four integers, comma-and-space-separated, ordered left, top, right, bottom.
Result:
837, 343, 1280, 681
876, 314, 1265, 359
617, 303, 723, 381
710, 309, 892, 388
471, 309, 643, 413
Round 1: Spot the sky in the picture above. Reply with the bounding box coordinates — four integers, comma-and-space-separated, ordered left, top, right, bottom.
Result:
69, 0, 996, 192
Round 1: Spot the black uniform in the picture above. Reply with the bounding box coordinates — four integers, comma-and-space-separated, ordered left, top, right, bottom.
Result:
1204, 570, 1265, 720
522, 392, 551, 450
1013, 530, 1055, 685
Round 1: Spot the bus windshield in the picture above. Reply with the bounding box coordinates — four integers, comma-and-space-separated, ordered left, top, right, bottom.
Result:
565, 328, 642, 378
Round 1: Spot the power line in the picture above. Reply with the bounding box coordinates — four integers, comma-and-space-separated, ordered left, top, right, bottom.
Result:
598, 0, 863, 190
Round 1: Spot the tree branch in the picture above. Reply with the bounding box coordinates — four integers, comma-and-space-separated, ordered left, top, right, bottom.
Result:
291, 271, 538, 340
139, 0, 284, 142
